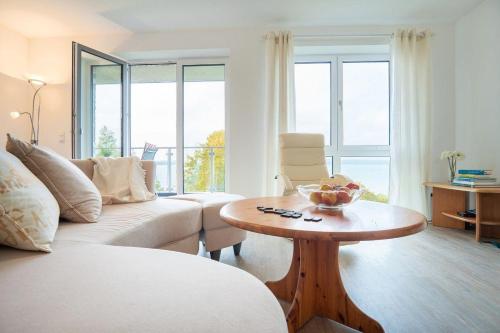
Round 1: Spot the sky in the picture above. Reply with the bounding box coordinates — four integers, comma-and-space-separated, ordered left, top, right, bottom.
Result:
95, 81, 225, 149
295, 61, 389, 146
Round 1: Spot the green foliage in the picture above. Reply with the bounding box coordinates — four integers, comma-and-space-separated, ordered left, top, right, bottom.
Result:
358, 181, 389, 203
95, 126, 120, 157
155, 179, 164, 192
361, 190, 389, 203
184, 130, 225, 193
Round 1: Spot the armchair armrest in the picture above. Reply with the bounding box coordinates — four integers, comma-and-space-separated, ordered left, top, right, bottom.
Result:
276, 174, 295, 196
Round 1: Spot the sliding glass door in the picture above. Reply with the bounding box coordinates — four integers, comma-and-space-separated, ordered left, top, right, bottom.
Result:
72, 43, 129, 158
130, 64, 177, 193
183, 65, 225, 193
73, 44, 227, 195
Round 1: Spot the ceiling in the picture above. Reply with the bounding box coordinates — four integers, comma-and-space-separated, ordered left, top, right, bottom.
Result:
0, 0, 484, 38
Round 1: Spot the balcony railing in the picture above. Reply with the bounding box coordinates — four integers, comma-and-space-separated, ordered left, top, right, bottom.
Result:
129, 146, 225, 194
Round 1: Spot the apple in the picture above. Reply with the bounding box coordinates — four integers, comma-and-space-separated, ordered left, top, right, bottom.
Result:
309, 191, 323, 204
338, 186, 352, 193
346, 183, 360, 190
321, 192, 338, 206
320, 184, 332, 191
336, 190, 352, 204
329, 174, 353, 187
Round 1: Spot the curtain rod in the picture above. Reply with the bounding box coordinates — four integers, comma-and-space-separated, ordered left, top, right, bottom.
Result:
294, 32, 434, 39
294, 33, 393, 39
264, 31, 433, 40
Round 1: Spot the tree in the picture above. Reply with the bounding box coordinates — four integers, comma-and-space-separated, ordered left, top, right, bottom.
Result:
155, 179, 165, 192
361, 190, 388, 203
95, 126, 120, 157
357, 181, 389, 203
184, 130, 225, 192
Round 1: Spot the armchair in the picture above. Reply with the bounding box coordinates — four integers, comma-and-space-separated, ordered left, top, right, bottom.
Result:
278, 133, 329, 195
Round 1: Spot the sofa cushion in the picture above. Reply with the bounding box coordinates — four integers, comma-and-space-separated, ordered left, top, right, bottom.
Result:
0, 150, 59, 252
6, 135, 102, 223
0, 244, 287, 333
55, 199, 202, 249
170, 193, 244, 230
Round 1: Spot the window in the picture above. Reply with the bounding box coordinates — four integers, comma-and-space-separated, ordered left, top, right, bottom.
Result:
130, 64, 177, 193
183, 65, 225, 193
340, 157, 390, 202
73, 43, 227, 195
73, 46, 128, 159
341, 61, 389, 146
92, 65, 122, 158
294, 55, 390, 202
295, 63, 331, 145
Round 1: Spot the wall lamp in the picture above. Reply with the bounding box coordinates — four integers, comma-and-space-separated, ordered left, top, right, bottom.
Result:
10, 78, 46, 145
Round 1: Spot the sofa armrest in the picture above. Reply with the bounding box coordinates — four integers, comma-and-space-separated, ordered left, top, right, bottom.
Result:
141, 160, 156, 193
70, 159, 95, 179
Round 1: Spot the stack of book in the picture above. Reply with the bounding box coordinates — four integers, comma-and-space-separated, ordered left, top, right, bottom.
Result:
452, 169, 499, 187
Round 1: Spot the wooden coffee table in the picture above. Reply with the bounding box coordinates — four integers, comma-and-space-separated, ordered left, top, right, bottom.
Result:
220, 196, 426, 333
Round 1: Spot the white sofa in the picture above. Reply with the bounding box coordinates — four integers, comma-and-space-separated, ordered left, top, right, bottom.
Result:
0, 158, 286, 333
69, 159, 246, 257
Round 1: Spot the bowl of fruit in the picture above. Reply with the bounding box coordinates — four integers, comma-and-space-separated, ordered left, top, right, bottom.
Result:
297, 175, 363, 210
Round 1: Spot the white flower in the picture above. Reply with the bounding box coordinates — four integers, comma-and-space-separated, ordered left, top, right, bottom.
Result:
441, 150, 465, 160
440, 150, 451, 160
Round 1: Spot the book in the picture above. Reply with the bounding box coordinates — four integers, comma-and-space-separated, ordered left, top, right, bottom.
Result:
456, 174, 496, 180
454, 176, 497, 182
452, 183, 500, 188
457, 169, 493, 175
452, 179, 500, 187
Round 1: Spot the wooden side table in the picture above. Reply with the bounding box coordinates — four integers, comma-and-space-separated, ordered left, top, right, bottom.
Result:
221, 196, 426, 333
424, 182, 500, 241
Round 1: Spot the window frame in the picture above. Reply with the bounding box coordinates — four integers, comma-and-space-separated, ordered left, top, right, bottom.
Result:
73, 43, 229, 195
129, 59, 229, 195
294, 53, 391, 180
72, 42, 130, 159
176, 58, 229, 194
337, 54, 391, 153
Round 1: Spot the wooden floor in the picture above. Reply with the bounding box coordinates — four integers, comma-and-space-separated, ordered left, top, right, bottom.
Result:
202, 224, 500, 333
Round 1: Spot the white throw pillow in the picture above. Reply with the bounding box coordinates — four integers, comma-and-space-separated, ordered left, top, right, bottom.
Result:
0, 150, 59, 252
92, 156, 156, 205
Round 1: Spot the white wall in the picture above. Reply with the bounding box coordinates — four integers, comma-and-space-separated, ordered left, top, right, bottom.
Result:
455, 0, 500, 172
0, 25, 30, 148
26, 24, 455, 197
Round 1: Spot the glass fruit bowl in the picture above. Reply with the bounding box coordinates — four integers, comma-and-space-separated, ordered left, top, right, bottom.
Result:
297, 184, 364, 210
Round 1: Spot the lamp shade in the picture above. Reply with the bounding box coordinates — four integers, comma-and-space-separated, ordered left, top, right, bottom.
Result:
28, 78, 46, 86
10, 111, 21, 119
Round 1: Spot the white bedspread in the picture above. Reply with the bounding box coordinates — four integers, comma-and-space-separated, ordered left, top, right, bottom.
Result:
91, 156, 156, 205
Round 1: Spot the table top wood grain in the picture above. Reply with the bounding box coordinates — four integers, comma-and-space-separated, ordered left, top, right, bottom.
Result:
220, 196, 427, 241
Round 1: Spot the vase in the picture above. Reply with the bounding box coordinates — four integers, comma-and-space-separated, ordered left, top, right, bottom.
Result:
449, 169, 455, 183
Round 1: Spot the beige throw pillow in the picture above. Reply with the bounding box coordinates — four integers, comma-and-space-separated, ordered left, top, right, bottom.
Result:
0, 150, 59, 252
6, 134, 102, 223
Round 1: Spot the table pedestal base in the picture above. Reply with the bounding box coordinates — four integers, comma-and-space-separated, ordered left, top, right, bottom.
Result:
266, 239, 384, 333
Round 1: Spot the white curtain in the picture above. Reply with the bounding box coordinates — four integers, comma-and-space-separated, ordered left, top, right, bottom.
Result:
389, 29, 432, 214
263, 31, 295, 195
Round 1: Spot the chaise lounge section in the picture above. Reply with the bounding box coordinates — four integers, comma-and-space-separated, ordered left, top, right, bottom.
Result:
0, 242, 286, 333
168, 193, 247, 260
0, 153, 287, 332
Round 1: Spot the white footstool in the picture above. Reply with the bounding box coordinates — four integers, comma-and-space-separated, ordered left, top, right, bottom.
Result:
168, 193, 247, 261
